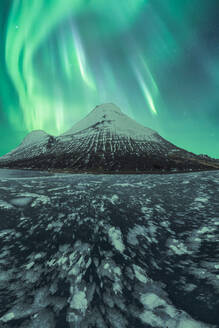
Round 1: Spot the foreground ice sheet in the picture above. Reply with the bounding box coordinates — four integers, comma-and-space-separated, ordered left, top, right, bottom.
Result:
0, 169, 218, 328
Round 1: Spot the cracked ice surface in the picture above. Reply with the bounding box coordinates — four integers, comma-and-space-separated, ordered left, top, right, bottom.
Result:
0, 169, 218, 327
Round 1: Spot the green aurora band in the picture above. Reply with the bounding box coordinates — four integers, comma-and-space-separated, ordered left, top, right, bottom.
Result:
0, 0, 219, 157
4, 0, 146, 134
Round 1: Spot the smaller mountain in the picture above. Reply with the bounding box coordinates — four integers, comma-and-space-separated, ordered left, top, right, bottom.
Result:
1, 130, 55, 163
0, 103, 218, 173
20, 130, 49, 147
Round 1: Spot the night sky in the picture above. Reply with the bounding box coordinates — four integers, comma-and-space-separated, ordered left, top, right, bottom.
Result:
0, 0, 219, 157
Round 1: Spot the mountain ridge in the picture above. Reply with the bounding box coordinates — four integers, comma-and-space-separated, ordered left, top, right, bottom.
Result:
0, 103, 218, 173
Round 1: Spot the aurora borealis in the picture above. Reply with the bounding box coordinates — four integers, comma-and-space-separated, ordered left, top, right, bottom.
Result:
0, 0, 219, 157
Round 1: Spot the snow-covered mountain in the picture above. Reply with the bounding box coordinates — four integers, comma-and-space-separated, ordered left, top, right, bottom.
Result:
63, 103, 158, 141
0, 130, 54, 162
0, 103, 218, 172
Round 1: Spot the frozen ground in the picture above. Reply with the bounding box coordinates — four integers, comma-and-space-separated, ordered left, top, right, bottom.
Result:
0, 169, 218, 328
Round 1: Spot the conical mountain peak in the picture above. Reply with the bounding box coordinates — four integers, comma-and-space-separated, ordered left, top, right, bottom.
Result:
92, 103, 122, 114
63, 103, 157, 141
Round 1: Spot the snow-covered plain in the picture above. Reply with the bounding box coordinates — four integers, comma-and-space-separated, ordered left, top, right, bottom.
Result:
0, 169, 218, 328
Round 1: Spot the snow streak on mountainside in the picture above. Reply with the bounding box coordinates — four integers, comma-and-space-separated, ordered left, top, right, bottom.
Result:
0, 103, 218, 172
